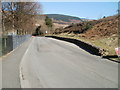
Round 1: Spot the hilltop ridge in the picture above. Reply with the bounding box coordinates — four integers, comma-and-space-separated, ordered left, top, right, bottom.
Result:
46, 14, 91, 25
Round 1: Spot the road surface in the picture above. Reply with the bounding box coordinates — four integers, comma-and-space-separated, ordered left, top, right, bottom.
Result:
2, 37, 118, 88
2, 38, 32, 88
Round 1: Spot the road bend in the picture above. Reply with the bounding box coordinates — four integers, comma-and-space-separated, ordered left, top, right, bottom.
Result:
1, 37, 118, 88
20, 37, 118, 88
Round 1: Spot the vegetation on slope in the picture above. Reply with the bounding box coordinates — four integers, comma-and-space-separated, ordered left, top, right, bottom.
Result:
46, 14, 83, 22
53, 15, 119, 60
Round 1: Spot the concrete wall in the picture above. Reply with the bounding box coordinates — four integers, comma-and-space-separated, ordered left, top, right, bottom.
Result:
2, 35, 31, 55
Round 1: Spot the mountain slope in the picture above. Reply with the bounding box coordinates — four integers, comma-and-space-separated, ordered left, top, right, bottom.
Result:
46, 14, 83, 22
53, 15, 119, 56
54, 15, 118, 38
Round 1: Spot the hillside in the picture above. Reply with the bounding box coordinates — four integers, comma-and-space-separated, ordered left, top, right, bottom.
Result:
54, 15, 118, 38
84, 15, 118, 39
53, 15, 119, 56
46, 14, 83, 22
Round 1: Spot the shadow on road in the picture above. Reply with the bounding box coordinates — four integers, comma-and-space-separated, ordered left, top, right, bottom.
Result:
45, 36, 101, 56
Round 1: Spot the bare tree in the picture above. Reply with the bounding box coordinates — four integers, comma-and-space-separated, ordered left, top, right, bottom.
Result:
2, 2, 42, 35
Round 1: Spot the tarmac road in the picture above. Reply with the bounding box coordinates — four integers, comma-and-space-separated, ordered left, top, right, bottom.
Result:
2, 38, 32, 88
20, 37, 118, 88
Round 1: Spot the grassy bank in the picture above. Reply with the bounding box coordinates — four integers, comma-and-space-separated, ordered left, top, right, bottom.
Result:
51, 33, 119, 61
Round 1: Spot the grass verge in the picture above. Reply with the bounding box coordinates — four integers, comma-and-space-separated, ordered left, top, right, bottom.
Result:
49, 33, 119, 62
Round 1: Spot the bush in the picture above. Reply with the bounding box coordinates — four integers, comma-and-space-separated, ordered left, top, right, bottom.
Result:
83, 23, 92, 30
32, 26, 43, 36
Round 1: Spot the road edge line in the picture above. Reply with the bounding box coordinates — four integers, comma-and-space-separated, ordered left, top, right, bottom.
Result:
19, 37, 34, 88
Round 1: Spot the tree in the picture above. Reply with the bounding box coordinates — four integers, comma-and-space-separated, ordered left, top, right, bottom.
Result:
2, 2, 42, 35
45, 16, 52, 27
45, 16, 53, 34
103, 16, 106, 18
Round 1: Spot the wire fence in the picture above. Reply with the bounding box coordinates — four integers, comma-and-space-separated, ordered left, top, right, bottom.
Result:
1, 35, 31, 56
